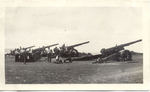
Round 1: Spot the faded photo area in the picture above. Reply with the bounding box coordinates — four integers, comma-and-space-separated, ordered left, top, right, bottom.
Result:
5, 7, 143, 84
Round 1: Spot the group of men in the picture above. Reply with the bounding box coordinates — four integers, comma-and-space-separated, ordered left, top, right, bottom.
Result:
14, 48, 33, 64
53, 45, 73, 63
10, 43, 77, 64
13, 47, 53, 64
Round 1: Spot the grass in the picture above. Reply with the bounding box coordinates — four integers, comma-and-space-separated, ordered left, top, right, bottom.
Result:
5, 54, 143, 84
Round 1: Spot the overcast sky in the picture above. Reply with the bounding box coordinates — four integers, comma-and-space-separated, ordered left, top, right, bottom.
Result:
5, 7, 143, 54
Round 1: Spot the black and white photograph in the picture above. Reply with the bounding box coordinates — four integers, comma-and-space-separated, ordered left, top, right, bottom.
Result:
4, 7, 143, 84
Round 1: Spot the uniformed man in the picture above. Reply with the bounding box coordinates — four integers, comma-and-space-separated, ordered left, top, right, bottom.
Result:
14, 49, 19, 62
55, 55, 59, 63
25, 49, 32, 62
28, 49, 33, 62
20, 48, 23, 62
17, 49, 21, 62
61, 44, 66, 52
54, 47, 60, 55
47, 48, 52, 63
68, 50, 72, 63
20, 48, 27, 64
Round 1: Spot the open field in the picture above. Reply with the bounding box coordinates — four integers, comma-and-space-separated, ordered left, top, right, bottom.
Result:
5, 54, 143, 84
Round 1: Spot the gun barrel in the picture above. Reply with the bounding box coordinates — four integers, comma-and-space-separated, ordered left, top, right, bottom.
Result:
68, 41, 90, 48
120, 39, 142, 47
25, 46, 35, 49
104, 39, 142, 52
33, 43, 59, 52
44, 43, 59, 48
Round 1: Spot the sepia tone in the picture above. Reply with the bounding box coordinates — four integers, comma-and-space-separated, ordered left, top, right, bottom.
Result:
5, 7, 143, 84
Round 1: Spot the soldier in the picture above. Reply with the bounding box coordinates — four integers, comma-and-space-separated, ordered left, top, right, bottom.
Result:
23, 49, 28, 64
40, 47, 45, 57
20, 48, 27, 64
17, 49, 21, 62
47, 48, 52, 63
67, 50, 72, 63
54, 47, 60, 55
61, 44, 66, 52
28, 49, 33, 62
19, 48, 23, 62
26, 49, 32, 62
55, 55, 59, 63
14, 49, 19, 62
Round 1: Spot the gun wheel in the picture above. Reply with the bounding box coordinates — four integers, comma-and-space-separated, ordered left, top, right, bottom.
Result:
121, 50, 132, 61
71, 49, 79, 57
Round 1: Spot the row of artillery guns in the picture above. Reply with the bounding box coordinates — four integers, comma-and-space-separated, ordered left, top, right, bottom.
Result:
29, 41, 89, 60
6, 44, 59, 61
7, 41, 90, 62
6, 39, 142, 63
73, 39, 142, 62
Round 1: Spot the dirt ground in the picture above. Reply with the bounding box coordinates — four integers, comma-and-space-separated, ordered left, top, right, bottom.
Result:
5, 54, 143, 84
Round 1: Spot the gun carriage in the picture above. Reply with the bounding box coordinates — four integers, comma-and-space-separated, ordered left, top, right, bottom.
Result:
54, 41, 89, 63
94, 39, 142, 63
31, 43, 58, 61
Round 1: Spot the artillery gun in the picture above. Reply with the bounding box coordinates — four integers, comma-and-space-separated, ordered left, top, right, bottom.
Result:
55, 41, 89, 57
54, 41, 89, 63
33, 44, 58, 53
32, 43, 59, 61
23, 46, 35, 51
94, 39, 142, 63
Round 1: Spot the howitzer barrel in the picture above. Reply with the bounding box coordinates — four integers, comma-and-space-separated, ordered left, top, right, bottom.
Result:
101, 39, 142, 55
119, 39, 142, 47
24, 46, 35, 50
33, 43, 59, 52
44, 43, 59, 48
67, 41, 90, 48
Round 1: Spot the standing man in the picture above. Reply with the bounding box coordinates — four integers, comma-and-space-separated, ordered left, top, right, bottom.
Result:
15, 49, 19, 62
26, 49, 31, 62
20, 48, 24, 62
55, 55, 60, 63
23, 49, 28, 64
47, 48, 52, 63
17, 49, 21, 62
28, 49, 33, 62
20, 48, 27, 64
